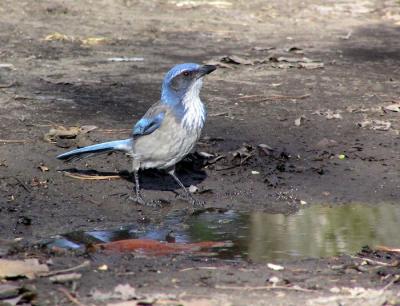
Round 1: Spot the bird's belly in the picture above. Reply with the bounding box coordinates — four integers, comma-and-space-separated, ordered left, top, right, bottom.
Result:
133, 122, 201, 170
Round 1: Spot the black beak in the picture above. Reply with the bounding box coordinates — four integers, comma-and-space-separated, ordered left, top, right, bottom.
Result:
199, 65, 217, 77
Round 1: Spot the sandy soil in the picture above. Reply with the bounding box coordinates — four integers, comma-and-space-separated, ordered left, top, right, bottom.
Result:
1, 0, 400, 305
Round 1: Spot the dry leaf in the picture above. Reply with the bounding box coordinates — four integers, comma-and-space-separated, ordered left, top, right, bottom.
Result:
91, 284, 137, 301
375, 245, 400, 253
38, 164, 49, 172
94, 239, 227, 254
44, 125, 97, 142
267, 263, 284, 271
0, 259, 49, 279
384, 103, 400, 112
44, 32, 74, 42
107, 57, 144, 62
358, 119, 391, 131
49, 272, 82, 283
79, 125, 98, 134
81, 37, 108, 45
294, 116, 305, 126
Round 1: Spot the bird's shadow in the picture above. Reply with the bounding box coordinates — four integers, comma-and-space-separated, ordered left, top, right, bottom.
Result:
60, 153, 207, 192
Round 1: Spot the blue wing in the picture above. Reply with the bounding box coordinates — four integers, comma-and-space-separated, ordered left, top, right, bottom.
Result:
132, 111, 165, 137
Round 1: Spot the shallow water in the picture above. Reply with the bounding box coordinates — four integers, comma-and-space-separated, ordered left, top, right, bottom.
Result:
48, 203, 400, 262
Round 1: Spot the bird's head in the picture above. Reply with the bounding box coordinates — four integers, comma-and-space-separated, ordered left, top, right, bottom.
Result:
161, 63, 216, 106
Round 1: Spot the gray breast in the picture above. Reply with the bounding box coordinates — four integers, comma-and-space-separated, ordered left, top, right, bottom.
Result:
132, 112, 202, 170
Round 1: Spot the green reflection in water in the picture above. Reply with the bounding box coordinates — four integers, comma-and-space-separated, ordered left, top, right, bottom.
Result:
187, 203, 400, 262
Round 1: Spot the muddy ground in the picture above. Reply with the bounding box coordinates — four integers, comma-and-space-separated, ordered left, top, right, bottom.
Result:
1, 0, 400, 305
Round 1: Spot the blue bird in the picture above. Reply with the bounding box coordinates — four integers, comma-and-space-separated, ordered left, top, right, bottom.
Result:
57, 63, 217, 205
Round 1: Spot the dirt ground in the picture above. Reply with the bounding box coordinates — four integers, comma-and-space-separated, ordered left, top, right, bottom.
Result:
1, 0, 400, 305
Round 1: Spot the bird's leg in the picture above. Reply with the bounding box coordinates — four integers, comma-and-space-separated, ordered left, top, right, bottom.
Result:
167, 167, 203, 206
129, 160, 146, 205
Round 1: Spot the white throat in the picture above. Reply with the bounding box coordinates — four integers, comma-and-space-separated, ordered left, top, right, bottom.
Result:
181, 79, 206, 130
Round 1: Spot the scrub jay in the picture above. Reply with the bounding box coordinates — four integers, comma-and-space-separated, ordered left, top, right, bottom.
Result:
57, 63, 217, 206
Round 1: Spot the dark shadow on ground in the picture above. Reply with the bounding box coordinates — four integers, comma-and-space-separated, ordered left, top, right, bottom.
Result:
339, 23, 400, 63
59, 153, 207, 192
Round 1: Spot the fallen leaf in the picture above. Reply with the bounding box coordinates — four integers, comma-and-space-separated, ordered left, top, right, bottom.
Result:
81, 37, 108, 45
98, 264, 108, 271
198, 151, 215, 158
91, 284, 137, 301
231, 145, 253, 164
171, 0, 232, 9
49, 272, 81, 283
0, 259, 49, 279
220, 55, 253, 65
357, 119, 391, 131
294, 116, 305, 126
375, 245, 400, 253
257, 143, 274, 156
299, 62, 324, 69
268, 276, 281, 284
107, 57, 144, 62
0, 284, 36, 306
94, 239, 228, 255
313, 109, 342, 119
44, 32, 74, 42
30, 177, 48, 188
0, 63, 15, 70
44, 125, 97, 142
113, 284, 137, 301
205, 55, 254, 68
383, 103, 400, 112
38, 164, 49, 172
0, 284, 20, 299
267, 263, 284, 271
269, 56, 324, 69
286, 46, 304, 53
79, 125, 98, 134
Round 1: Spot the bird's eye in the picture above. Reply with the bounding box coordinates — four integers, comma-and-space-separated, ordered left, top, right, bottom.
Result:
183, 71, 190, 77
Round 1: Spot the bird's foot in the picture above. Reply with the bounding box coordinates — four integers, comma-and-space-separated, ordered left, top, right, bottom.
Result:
190, 198, 205, 207
176, 193, 205, 207
129, 195, 147, 206
129, 195, 169, 208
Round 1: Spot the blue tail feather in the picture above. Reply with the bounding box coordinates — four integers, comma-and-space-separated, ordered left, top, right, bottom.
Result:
57, 139, 132, 162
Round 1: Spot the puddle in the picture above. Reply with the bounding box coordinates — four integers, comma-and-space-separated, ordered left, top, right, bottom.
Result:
47, 203, 400, 262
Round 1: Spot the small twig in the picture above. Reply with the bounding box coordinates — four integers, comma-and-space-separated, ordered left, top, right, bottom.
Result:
60, 171, 122, 180
43, 260, 90, 277
215, 165, 241, 171
238, 94, 310, 102
216, 285, 314, 292
375, 245, 400, 254
381, 275, 400, 291
0, 82, 16, 88
180, 266, 221, 272
13, 177, 31, 193
351, 256, 396, 267
58, 288, 85, 306
0, 139, 29, 144
209, 112, 229, 117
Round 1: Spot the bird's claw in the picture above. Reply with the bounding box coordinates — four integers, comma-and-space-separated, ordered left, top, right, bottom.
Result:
129, 195, 168, 208
190, 198, 205, 207
129, 195, 146, 206
176, 193, 204, 207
